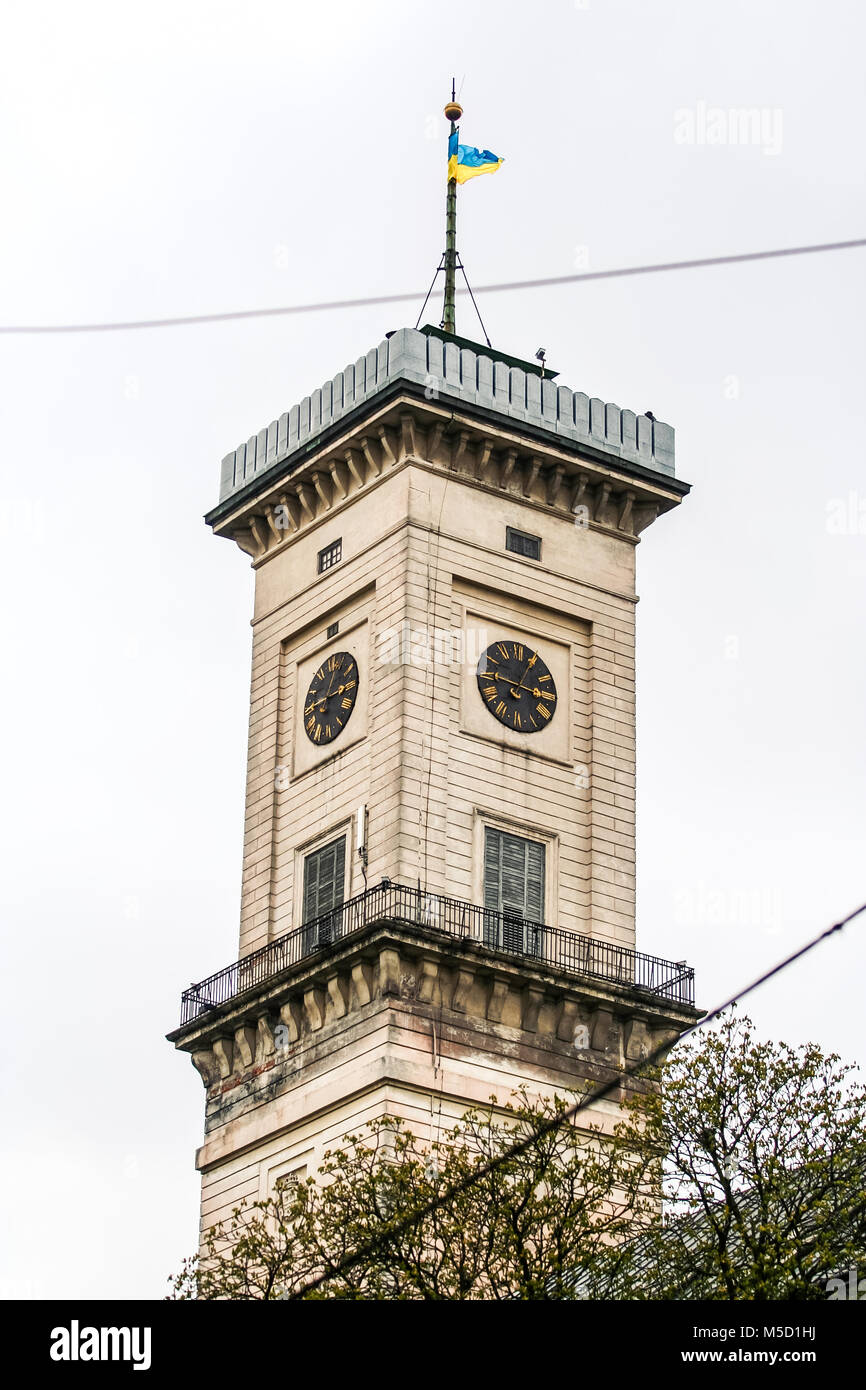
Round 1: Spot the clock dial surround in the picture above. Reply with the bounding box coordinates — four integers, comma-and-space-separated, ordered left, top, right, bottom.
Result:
303, 651, 359, 745
476, 640, 558, 733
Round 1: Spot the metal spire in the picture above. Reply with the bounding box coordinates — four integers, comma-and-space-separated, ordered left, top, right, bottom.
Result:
442, 79, 463, 335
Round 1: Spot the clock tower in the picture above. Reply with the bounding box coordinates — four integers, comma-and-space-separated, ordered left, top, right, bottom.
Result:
168, 322, 699, 1234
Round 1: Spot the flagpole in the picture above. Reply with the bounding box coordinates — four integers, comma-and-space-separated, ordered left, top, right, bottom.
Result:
442, 81, 463, 335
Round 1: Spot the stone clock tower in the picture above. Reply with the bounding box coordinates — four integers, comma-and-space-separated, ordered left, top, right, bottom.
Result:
168, 325, 698, 1231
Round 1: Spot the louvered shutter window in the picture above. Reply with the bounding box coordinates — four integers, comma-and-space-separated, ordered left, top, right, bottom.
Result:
303, 837, 346, 950
524, 839, 545, 921
483, 828, 545, 955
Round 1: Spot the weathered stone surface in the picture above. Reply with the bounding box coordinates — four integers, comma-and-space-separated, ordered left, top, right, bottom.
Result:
234, 1025, 257, 1070
303, 987, 326, 1033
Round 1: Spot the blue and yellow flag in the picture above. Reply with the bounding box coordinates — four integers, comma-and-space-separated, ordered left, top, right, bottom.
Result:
447, 130, 504, 184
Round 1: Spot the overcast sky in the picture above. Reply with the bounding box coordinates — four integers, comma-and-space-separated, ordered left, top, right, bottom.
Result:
1, 0, 863, 1300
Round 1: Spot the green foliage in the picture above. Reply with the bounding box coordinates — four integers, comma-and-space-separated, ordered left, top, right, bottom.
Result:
168, 1089, 656, 1300
606, 1011, 866, 1300
168, 1015, 866, 1301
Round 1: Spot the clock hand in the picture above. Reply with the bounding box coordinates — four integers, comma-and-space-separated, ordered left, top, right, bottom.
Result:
515, 649, 538, 690
318, 659, 346, 709
518, 682, 555, 700
484, 670, 543, 700
487, 661, 547, 701
483, 671, 522, 698
510, 683, 556, 700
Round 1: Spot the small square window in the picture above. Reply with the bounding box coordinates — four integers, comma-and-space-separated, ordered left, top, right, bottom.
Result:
506, 527, 541, 561
318, 539, 342, 573
327, 621, 339, 639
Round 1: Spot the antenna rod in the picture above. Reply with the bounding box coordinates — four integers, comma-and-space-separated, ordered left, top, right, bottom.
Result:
442, 79, 463, 335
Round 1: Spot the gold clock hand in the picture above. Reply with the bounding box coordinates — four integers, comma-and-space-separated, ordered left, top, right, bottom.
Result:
319, 659, 346, 709
511, 648, 537, 693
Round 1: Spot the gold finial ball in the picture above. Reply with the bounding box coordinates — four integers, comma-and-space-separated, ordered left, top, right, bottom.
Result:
444, 101, 463, 123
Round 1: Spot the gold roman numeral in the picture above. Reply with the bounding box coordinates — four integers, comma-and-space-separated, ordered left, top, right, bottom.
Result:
496, 701, 507, 717
537, 703, 551, 720
341, 697, 352, 709
497, 643, 510, 660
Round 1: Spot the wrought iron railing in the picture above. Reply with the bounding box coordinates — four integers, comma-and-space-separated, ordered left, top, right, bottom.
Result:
178, 881, 695, 1026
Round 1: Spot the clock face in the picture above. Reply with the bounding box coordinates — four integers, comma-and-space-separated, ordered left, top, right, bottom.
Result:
476, 640, 557, 733
303, 650, 359, 745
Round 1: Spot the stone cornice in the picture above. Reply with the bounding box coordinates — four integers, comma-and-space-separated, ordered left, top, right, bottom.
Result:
168, 919, 700, 1096
207, 392, 688, 564
214, 328, 678, 508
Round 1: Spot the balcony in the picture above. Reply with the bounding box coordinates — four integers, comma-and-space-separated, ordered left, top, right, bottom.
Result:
178, 881, 695, 1027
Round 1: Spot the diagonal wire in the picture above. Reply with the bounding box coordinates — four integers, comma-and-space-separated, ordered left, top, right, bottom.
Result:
1, 238, 863, 335
457, 256, 491, 346
413, 255, 445, 331
287, 898, 866, 1298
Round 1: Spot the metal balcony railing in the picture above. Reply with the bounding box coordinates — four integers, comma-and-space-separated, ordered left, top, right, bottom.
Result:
178, 881, 695, 1026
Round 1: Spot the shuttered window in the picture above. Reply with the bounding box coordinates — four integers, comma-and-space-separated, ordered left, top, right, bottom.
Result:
302, 837, 346, 950
483, 827, 545, 955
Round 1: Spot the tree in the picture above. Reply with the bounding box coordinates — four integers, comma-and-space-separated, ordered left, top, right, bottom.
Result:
168, 1089, 656, 1300
168, 1015, 866, 1300
608, 1011, 866, 1300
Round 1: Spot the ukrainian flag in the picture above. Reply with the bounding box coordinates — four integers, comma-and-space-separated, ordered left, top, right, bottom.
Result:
448, 130, 504, 184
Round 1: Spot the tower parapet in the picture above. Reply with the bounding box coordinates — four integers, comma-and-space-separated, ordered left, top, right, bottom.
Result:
216, 325, 676, 505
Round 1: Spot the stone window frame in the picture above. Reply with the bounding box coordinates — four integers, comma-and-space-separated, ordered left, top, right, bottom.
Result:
291, 816, 356, 932
471, 807, 559, 933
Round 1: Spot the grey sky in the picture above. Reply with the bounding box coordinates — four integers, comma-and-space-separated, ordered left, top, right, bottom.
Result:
1, 0, 863, 1299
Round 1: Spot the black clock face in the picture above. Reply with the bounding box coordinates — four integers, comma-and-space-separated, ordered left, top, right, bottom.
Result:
476, 640, 557, 733
303, 651, 359, 745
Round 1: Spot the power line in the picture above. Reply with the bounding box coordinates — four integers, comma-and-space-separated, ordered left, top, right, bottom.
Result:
287, 897, 866, 1298
1, 238, 863, 336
